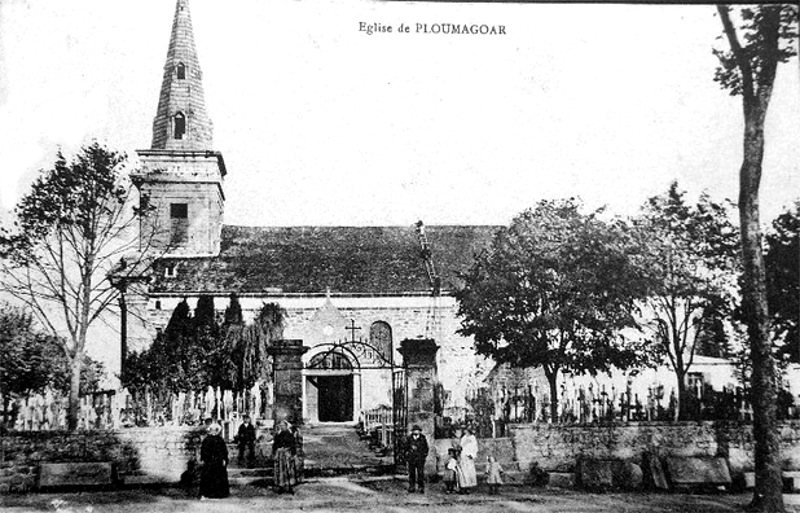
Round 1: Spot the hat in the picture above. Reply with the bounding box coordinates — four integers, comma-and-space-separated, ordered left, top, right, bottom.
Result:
411, 424, 422, 432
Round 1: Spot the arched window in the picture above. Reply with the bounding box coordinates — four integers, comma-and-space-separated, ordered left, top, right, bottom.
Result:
173, 112, 186, 140
369, 321, 392, 362
176, 63, 186, 79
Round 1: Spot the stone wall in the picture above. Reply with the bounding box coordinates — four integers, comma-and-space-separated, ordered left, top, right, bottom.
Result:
510, 421, 800, 477
0, 427, 203, 493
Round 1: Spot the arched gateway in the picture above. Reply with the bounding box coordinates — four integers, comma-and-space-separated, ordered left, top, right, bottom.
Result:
302, 335, 398, 425
304, 348, 359, 423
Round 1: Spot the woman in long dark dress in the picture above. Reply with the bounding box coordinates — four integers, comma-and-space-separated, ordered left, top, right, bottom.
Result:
199, 423, 230, 499
272, 421, 297, 493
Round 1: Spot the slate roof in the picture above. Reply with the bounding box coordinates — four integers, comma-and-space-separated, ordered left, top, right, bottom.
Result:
151, 225, 499, 294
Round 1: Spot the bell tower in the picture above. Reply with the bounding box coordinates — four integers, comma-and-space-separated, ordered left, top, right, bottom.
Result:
134, 0, 225, 256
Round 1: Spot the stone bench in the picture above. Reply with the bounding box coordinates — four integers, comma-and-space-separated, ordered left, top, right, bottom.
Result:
38, 462, 115, 489
664, 456, 731, 489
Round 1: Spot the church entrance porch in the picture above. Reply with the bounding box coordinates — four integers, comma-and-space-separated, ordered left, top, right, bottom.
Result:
304, 348, 360, 424
306, 372, 356, 423
317, 375, 354, 422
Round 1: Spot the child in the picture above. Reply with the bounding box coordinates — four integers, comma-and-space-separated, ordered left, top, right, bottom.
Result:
443, 448, 459, 494
485, 455, 504, 495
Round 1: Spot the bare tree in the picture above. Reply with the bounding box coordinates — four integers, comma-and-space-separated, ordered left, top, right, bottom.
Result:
0, 142, 159, 430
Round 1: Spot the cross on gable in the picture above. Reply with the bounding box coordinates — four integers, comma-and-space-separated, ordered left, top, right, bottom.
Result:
345, 319, 361, 342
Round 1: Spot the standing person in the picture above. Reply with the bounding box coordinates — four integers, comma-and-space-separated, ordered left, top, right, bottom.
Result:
457, 427, 478, 494
199, 423, 229, 499
485, 455, 504, 495
272, 421, 297, 494
404, 424, 429, 493
442, 448, 459, 494
235, 415, 256, 467
291, 424, 304, 483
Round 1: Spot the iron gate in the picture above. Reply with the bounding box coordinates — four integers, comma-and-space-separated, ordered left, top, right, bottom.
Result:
392, 368, 408, 467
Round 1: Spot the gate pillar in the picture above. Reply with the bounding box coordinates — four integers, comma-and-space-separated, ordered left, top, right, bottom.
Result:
268, 339, 309, 426
398, 338, 439, 477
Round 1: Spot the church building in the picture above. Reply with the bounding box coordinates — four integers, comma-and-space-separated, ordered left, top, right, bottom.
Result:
128, 0, 496, 425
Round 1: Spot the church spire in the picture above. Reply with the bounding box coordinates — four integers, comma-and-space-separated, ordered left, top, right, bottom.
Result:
151, 0, 213, 150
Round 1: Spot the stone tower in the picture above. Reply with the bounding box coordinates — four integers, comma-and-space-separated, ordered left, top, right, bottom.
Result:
133, 0, 225, 256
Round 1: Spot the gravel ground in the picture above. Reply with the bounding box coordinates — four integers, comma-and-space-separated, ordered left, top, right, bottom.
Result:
3, 477, 800, 513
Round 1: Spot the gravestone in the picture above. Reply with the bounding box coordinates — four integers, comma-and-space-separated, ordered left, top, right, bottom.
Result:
644, 451, 669, 490
39, 462, 114, 488
578, 459, 615, 490
665, 456, 732, 487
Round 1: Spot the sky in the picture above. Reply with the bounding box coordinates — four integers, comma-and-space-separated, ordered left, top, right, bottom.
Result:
0, 0, 798, 229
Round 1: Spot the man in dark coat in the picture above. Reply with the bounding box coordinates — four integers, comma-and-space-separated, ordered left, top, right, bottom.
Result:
236, 415, 256, 467
199, 423, 229, 499
404, 424, 429, 493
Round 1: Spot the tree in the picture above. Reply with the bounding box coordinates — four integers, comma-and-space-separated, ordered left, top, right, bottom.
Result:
635, 182, 739, 420
0, 303, 103, 428
226, 300, 284, 392
765, 202, 799, 363
0, 142, 155, 430
715, 5, 798, 511
122, 296, 285, 397
124, 298, 202, 394
456, 199, 649, 419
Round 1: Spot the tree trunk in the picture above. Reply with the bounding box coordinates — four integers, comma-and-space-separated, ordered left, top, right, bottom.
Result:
716, 5, 785, 510
67, 356, 82, 431
740, 102, 783, 512
675, 368, 688, 421
2, 395, 9, 431
545, 368, 559, 422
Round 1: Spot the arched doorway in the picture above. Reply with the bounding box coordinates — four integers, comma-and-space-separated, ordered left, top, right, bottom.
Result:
304, 348, 359, 423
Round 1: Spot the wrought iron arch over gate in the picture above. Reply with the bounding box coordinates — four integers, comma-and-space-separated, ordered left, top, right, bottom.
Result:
307, 332, 408, 467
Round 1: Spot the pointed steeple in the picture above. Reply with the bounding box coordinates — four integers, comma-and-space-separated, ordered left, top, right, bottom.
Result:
151, 0, 213, 150
135, 0, 226, 257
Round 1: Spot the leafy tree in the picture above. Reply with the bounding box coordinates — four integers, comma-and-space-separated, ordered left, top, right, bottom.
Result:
226, 301, 284, 391
122, 296, 285, 397
0, 143, 155, 430
715, 5, 798, 511
765, 202, 799, 363
456, 199, 649, 419
635, 182, 739, 420
124, 298, 201, 394
0, 303, 103, 428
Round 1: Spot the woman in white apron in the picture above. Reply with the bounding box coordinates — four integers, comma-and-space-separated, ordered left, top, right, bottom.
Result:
457, 427, 478, 493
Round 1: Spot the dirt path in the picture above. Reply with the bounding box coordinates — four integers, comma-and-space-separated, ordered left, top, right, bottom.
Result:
4, 478, 800, 513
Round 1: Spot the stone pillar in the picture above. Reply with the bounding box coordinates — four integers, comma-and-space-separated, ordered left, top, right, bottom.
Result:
399, 338, 439, 477
268, 339, 309, 426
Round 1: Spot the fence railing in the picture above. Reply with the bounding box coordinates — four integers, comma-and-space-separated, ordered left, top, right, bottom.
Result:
358, 405, 394, 451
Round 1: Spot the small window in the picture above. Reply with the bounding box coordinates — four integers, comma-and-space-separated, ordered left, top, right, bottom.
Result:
174, 112, 186, 140
155, 300, 162, 310
169, 204, 189, 245
176, 63, 186, 79
170, 203, 188, 219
